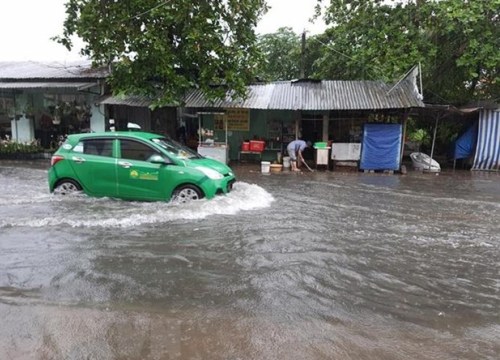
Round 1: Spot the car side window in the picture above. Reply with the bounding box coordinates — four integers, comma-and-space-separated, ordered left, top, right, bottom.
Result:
120, 139, 160, 162
75, 139, 113, 157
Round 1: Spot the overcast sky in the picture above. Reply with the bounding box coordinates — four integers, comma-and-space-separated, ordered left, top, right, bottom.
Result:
0, 0, 326, 62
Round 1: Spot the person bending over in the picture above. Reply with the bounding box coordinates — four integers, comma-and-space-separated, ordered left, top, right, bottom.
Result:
287, 139, 311, 171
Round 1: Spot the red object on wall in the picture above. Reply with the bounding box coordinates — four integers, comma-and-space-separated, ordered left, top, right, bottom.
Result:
241, 142, 250, 151
249, 140, 265, 152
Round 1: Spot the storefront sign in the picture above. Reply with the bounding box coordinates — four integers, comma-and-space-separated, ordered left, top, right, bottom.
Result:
214, 108, 249, 131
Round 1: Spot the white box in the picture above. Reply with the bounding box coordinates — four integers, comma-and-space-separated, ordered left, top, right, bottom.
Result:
331, 143, 361, 161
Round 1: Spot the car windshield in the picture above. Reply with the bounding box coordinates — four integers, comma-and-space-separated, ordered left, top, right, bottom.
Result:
151, 137, 201, 160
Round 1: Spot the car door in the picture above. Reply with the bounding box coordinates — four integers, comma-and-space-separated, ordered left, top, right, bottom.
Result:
68, 137, 118, 197
116, 138, 171, 200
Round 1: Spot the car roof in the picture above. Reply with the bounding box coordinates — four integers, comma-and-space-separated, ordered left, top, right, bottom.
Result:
68, 131, 165, 141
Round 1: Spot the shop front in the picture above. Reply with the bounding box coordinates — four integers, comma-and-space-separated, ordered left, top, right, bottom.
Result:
0, 61, 108, 149
0, 88, 105, 149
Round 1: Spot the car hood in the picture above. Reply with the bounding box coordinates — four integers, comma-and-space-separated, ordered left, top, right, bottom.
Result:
187, 157, 233, 175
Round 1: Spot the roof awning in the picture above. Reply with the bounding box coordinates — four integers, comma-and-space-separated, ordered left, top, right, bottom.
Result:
98, 94, 153, 107
0, 82, 99, 90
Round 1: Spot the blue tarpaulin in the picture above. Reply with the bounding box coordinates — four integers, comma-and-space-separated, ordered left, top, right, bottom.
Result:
453, 122, 477, 160
360, 123, 402, 171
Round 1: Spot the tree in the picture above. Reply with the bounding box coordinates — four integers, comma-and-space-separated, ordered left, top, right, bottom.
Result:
311, 1, 429, 81
255, 28, 333, 82
315, 0, 500, 105
425, 0, 500, 104
256, 27, 302, 81
56, 0, 268, 106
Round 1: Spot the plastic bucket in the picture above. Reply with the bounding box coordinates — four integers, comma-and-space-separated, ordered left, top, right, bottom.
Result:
283, 156, 291, 169
314, 142, 327, 149
261, 161, 271, 175
270, 164, 283, 173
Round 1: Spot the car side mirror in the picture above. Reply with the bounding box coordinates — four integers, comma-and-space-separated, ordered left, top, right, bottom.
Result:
148, 154, 169, 164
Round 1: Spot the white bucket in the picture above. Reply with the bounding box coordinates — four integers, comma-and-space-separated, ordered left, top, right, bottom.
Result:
261, 161, 271, 175
283, 156, 291, 169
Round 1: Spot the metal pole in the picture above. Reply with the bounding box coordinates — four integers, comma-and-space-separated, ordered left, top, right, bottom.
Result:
14, 118, 18, 142
300, 31, 306, 79
14, 93, 19, 142
419, 62, 423, 97
281, 119, 284, 156
198, 113, 201, 147
295, 112, 299, 140
429, 115, 439, 171
400, 111, 409, 166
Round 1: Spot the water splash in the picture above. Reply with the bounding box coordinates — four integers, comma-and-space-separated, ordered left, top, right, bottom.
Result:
0, 182, 274, 229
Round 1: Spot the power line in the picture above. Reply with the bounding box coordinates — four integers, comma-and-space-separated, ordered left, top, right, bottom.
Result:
308, 36, 385, 81
127, 1, 171, 21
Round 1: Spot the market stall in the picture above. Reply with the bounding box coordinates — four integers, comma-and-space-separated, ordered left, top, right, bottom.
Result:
196, 112, 229, 164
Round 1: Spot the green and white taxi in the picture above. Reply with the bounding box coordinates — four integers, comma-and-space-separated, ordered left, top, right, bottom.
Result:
48, 131, 235, 202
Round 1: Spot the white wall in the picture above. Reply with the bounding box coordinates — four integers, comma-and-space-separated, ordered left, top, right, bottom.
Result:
11, 116, 34, 142
90, 104, 105, 132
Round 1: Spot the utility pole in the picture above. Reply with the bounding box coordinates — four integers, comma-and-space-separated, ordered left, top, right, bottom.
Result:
300, 31, 306, 79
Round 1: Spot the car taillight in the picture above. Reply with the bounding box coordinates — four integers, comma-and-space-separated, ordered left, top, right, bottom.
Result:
50, 155, 65, 167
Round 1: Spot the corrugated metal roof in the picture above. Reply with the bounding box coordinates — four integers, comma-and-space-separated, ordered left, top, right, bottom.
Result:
99, 94, 153, 107
0, 82, 99, 90
0, 61, 108, 80
184, 83, 275, 109
185, 79, 424, 110
0, 61, 423, 110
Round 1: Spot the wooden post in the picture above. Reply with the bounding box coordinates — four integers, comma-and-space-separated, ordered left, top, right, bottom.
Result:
322, 114, 329, 142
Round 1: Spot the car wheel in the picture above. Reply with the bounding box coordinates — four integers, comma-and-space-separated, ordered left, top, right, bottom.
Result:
172, 185, 203, 203
54, 179, 82, 195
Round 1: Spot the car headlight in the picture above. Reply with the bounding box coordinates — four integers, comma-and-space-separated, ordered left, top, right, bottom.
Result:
195, 166, 223, 180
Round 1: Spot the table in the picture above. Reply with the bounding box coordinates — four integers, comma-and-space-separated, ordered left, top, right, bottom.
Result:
198, 145, 229, 164
238, 151, 262, 162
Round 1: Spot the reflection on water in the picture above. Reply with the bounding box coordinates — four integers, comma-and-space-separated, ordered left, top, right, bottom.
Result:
0, 164, 499, 359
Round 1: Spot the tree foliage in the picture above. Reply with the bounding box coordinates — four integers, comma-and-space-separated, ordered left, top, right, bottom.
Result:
56, 0, 268, 106
316, 0, 500, 105
256, 27, 302, 81
255, 28, 331, 81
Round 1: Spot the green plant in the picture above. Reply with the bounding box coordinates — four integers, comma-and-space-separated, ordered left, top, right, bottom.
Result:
408, 128, 427, 143
0, 139, 44, 154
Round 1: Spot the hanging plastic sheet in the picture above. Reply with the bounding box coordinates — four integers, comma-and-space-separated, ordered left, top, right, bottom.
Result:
453, 121, 477, 160
360, 123, 402, 171
472, 110, 500, 170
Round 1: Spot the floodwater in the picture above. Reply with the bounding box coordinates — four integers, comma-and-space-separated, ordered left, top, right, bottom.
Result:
0, 161, 499, 360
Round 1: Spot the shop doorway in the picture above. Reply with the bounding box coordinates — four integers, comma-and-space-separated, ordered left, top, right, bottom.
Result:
301, 116, 324, 160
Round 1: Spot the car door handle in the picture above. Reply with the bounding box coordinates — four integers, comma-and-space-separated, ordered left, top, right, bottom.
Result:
118, 161, 132, 168
72, 156, 86, 163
